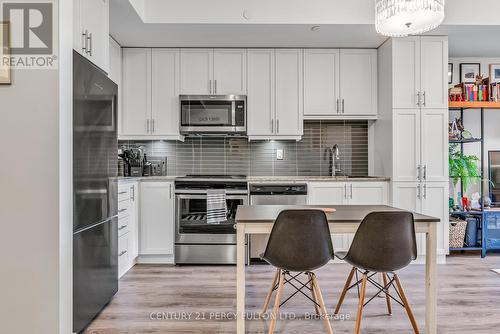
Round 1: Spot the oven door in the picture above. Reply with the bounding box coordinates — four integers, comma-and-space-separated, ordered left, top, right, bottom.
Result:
175, 194, 248, 244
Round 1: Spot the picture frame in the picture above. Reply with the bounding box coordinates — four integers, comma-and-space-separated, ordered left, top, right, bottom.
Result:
490, 64, 500, 83
448, 63, 453, 84
460, 63, 481, 83
0, 22, 10, 85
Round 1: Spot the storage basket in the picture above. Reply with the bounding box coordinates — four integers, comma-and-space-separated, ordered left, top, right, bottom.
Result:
449, 218, 468, 248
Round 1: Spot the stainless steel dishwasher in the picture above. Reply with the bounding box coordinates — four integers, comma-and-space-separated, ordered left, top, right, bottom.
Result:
249, 184, 308, 259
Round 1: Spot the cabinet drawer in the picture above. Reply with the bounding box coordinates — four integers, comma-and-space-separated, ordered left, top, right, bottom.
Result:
118, 186, 131, 202
118, 215, 130, 237
118, 200, 131, 219
118, 233, 130, 277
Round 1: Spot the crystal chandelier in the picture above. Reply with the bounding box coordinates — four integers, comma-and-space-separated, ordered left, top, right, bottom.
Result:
375, 0, 445, 37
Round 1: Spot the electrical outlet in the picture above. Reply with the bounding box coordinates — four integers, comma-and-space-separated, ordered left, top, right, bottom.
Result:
276, 149, 284, 160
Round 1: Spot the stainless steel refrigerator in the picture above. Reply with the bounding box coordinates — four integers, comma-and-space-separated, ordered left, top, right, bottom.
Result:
73, 51, 118, 333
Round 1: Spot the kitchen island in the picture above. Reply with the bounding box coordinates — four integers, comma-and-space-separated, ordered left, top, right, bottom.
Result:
234, 204, 440, 334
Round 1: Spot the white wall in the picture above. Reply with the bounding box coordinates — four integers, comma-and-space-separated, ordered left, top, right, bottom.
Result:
449, 57, 500, 197
0, 1, 72, 333
0, 61, 60, 333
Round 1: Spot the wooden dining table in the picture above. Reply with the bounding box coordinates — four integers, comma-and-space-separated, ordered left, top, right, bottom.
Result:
234, 204, 441, 334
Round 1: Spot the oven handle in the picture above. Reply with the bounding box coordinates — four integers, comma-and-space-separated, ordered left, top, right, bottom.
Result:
175, 190, 249, 195
176, 194, 248, 200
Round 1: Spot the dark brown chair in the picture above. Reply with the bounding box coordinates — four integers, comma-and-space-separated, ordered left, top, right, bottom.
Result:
261, 209, 335, 334
334, 211, 419, 334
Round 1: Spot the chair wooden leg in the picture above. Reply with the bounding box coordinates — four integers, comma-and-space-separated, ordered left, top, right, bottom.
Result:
334, 267, 356, 315
268, 270, 285, 334
382, 273, 392, 315
262, 269, 280, 315
354, 273, 367, 334
307, 272, 320, 315
311, 273, 333, 334
394, 274, 420, 334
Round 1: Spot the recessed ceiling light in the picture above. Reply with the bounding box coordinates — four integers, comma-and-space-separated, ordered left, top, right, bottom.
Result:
310, 25, 321, 32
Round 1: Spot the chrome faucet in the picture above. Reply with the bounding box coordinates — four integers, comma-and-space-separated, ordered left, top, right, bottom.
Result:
329, 144, 342, 176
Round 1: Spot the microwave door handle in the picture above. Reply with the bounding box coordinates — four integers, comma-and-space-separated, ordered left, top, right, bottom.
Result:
231, 101, 236, 126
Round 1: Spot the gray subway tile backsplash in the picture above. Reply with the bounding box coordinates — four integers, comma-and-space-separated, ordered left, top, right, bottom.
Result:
119, 121, 368, 176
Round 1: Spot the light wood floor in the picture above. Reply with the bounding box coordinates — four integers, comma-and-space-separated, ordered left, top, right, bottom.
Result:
85, 255, 500, 334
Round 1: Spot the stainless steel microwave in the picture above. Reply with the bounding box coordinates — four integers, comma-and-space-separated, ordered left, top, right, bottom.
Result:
179, 95, 246, 135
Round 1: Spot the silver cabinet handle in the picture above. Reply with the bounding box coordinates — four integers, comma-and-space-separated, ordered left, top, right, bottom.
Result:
336, 99, 340, 113
118, 250, 127, 257
417, 165, 422, 181
118, 225, 127, 231
209, 80, 212, 94
423, 165, 427, 180
81, 30, 88, 53
422, 91, 426, 106
118, 208, 127, 213
344, 184, 348, 199
423, 183, 427, 199
342, 99, 345, 114
417, 92, 421, 106
214, 80, 217, 94
169, 184, 172, 199
152, 119, 155, 133
130, 185, 134, 201
417, 184, 421, 199
276, 119, 279, 133
350, 184, 353, 199
146, 119, 150, 133
118, 191, 127, 195
86, 32, 92, 56
271, 119, 274, 133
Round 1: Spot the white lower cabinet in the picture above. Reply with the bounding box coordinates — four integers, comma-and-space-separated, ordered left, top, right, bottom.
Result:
392, 181, 449, 258
308, 181, 389, 251
139, 181, 175, 263
117, 181, 139, 278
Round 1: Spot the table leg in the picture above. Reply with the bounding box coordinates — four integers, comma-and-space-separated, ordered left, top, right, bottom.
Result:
425, 223, 437, 334
236, 224, 246, 334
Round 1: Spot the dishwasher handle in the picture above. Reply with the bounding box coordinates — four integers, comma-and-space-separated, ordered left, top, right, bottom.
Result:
249, 184, 308, 196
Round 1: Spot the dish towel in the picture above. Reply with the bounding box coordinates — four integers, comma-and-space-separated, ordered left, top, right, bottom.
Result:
206, 189, 227, 224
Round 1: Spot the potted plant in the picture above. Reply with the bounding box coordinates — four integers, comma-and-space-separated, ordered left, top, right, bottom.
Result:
449, 145, 481, 193
449, 144, 482, 209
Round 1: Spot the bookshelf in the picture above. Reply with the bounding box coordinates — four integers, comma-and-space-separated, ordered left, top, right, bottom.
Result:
449, 101, 500, 109
448, 104, 486, 257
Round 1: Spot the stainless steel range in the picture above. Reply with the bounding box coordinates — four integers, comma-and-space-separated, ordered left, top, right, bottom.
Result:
175, 175, 248, 264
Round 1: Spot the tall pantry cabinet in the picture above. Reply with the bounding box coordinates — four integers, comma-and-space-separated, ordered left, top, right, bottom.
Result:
375, 36, 449, 261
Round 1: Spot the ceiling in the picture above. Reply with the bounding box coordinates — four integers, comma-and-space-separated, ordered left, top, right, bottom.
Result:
110, 0, 500, 57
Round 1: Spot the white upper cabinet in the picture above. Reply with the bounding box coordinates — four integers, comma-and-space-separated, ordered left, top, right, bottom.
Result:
121, 48, 182, 140
247, 49, 275, 137
74, 0, 109, 73
393, 109, 421, 182
247, 49, 302, 140
340, 49, 377, 116
151, 49, 181, 138
121, 48, 151, 137
180, 49, 213, 94
420, 109, 448, 181
303, 49, 340, 116
393, 36, 448, 109
213, 49, 247, 95
275, 49, 303, 137
303, 48, 377, 118
420, 37, 448, 109
392, 37, 421, 109
180, 48, 247, 95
